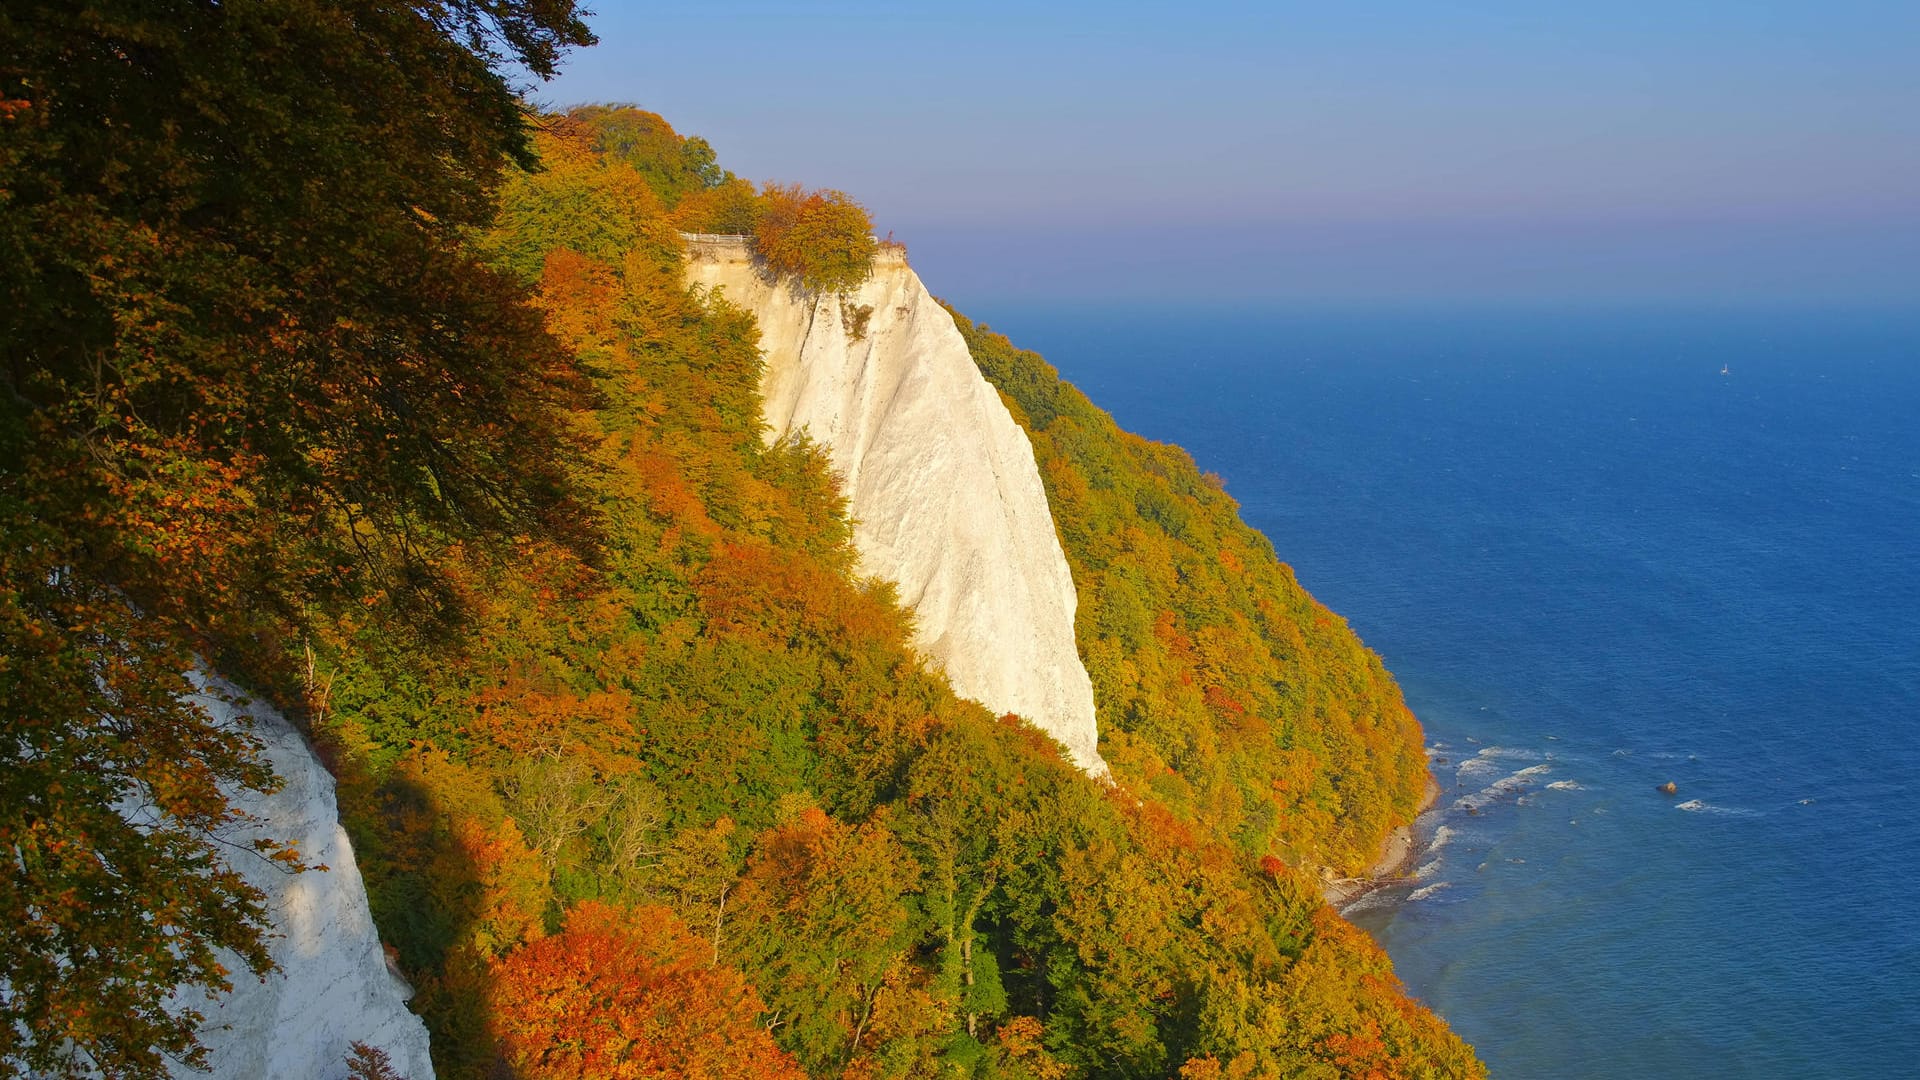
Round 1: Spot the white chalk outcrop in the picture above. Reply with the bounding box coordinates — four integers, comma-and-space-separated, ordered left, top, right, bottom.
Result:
684, 235, 1106, 775
160, 680, 435, 1080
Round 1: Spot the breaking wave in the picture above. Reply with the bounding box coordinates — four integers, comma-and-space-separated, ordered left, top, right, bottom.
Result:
1453, 763, 1554, 812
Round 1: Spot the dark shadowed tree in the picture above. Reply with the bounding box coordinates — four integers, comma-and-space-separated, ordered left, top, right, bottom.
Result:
0, 1, 593, 1075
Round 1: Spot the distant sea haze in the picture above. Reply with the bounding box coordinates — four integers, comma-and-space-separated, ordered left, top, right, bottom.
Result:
975, 303, 1920, 1080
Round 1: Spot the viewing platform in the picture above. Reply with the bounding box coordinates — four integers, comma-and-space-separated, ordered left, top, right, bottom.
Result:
680, 232, 908, 268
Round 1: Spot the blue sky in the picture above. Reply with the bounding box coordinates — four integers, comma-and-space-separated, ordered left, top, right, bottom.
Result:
533, 2, 1920, 306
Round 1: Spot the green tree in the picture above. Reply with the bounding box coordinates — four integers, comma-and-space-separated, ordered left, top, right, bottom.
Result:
731, 807, 922, 1072
567, 104, 730, 206
0, 2, 592, 1075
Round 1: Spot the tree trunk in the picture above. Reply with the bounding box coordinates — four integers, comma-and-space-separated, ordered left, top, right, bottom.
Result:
710, 882, 729, 966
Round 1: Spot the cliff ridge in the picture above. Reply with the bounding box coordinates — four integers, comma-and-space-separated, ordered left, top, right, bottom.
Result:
684, 236, 1107, 776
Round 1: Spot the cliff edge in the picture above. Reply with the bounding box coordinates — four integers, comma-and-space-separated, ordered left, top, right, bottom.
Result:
684, 235, 1106, 776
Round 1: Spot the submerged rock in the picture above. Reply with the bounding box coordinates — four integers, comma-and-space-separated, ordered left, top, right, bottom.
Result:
1659, 781, 1679, 795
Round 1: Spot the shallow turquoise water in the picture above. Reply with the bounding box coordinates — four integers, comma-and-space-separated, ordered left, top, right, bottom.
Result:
971, 303, 1920, 1079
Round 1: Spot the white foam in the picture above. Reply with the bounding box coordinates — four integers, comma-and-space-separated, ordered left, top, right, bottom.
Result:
1546, 780, 1584, 792
1409, 882, 1452, 903
1431, 824, 1458, 851
1338, 890, 1395, 916
1453, 763, 1554, 812
1455, 756, 1503, 780
1675, 799, 1759, 817
1457, 745, 1549, 783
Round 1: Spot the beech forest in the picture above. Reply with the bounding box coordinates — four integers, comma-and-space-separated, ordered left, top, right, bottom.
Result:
0, 4, 1482, 1078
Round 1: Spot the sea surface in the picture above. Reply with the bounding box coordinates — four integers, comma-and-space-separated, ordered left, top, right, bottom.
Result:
970, 302, 1920, 1079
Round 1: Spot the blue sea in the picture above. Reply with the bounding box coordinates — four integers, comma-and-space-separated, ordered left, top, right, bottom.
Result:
972, 303, 1920, 1079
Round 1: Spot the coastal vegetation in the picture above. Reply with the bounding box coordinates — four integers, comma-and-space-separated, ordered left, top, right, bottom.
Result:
956, 318, 1430, 875
2, 3, 1476, 1076
302, 108, 1479, 1077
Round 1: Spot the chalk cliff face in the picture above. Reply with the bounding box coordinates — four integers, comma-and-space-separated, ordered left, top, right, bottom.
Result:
162, 682, 435, 1080
684, 236, 1106, 775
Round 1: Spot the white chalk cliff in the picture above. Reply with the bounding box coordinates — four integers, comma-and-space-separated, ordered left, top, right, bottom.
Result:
684, 235, 1106, 775
160, 681, 435, 1080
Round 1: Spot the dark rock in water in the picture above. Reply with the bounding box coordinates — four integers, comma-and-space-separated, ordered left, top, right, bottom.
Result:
1658, 781, 1678, 795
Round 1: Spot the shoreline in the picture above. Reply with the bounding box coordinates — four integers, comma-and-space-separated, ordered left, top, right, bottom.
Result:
1324, 772, 1443, 910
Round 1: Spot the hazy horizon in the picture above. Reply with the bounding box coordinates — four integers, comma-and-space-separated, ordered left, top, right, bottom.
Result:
536, 1, 1920, 308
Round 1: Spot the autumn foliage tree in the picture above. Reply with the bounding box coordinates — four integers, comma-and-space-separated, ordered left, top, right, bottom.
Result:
754, 183, 880, 293
345, 1042, 403, 1080
0, 1, 592, 1074
565, 104, 729, 207
491, 901, 804, 1080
